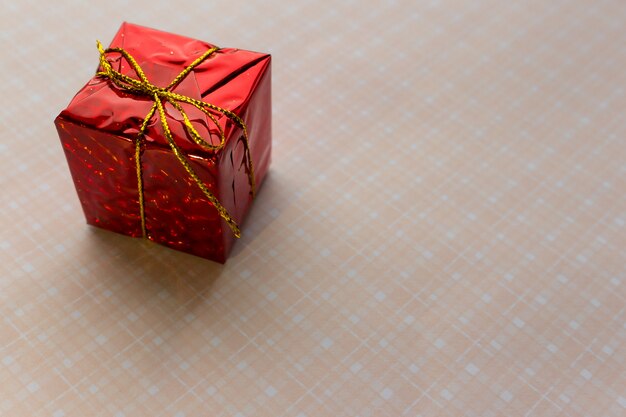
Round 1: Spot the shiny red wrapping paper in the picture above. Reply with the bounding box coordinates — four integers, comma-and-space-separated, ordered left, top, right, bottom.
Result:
54, 23, 271, 263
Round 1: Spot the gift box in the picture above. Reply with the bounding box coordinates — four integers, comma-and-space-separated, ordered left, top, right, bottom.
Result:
54, 22, 271, 263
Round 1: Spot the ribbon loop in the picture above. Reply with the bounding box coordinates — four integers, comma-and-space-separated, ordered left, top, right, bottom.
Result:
95, 40, 256, 238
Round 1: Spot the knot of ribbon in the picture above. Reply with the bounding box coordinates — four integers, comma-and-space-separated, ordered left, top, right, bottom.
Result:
95, 40, 256, 238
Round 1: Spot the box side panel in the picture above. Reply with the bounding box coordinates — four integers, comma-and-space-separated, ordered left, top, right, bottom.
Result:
246, 58, 272, 193
219, 56, 272, 258
54, 117, 143, 237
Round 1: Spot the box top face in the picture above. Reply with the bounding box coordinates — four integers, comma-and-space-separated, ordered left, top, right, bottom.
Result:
58, 22, 270, 158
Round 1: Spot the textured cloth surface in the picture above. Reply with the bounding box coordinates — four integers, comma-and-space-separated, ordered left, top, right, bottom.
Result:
1, 1, 625, 416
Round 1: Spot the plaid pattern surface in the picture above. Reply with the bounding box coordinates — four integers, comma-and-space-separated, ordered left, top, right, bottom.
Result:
1, 1, 625, 416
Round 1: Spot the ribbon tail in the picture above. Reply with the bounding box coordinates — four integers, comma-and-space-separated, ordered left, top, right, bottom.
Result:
135, 103, 156, 238
135, 136, 146, 238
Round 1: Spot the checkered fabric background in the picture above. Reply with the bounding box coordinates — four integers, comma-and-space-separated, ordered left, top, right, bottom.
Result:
1, 1, 625, 416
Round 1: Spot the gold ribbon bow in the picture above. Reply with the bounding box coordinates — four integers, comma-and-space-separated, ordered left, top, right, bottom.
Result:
96, 41, 255, 238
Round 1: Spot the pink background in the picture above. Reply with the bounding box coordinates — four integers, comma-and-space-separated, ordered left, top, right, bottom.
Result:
1, 1, 625, 416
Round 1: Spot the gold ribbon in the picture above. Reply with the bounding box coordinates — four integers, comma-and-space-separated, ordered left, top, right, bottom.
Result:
96, 41, 255, 238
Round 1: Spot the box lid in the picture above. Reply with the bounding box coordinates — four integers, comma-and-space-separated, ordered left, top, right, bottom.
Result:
58, 22, 271, 159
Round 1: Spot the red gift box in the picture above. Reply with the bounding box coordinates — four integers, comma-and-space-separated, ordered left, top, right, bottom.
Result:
54, 22, 271, 263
